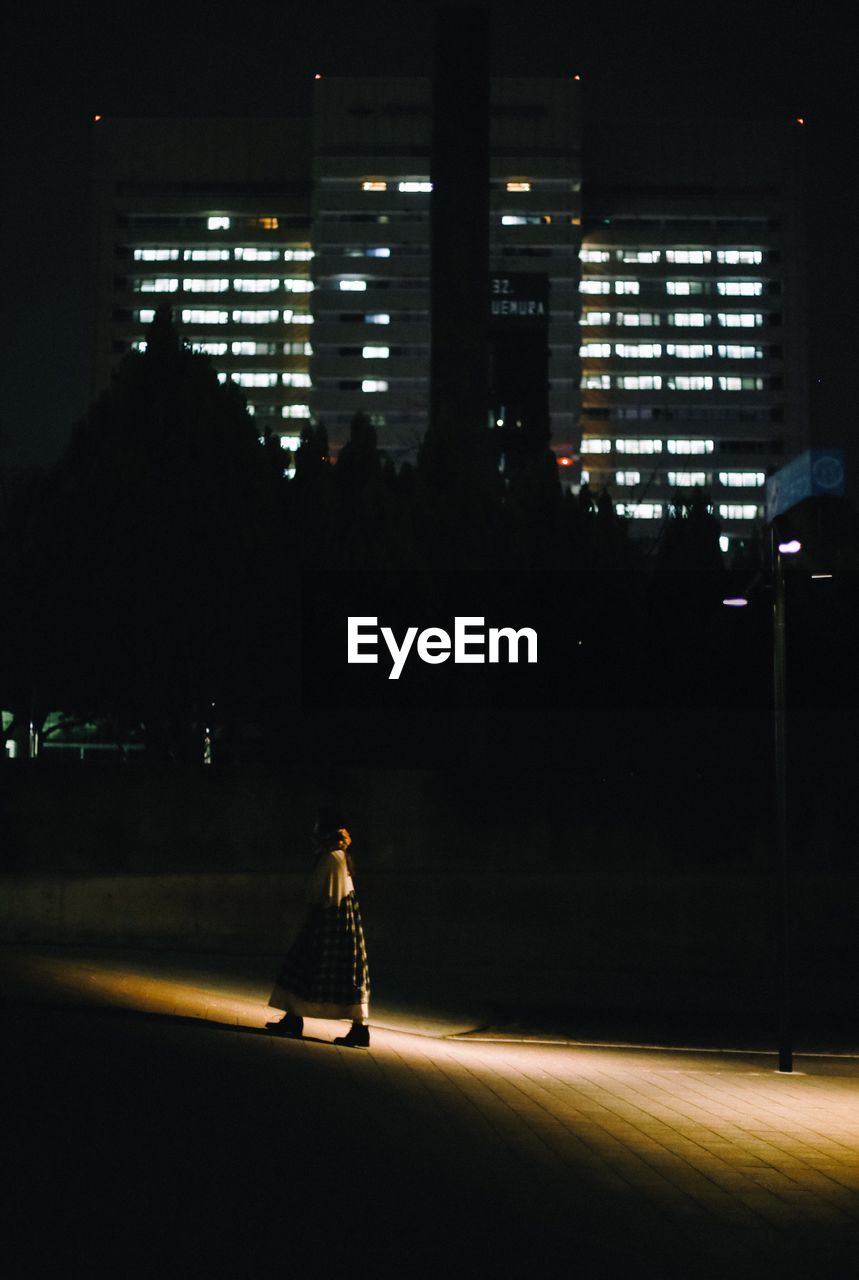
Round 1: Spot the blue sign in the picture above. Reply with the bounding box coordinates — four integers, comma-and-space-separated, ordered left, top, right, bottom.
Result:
765, 449, 845, 522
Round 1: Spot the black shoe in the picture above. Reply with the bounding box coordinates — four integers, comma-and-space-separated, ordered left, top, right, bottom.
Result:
266, 1014, 303, 1038
334, 1024, 370, 1048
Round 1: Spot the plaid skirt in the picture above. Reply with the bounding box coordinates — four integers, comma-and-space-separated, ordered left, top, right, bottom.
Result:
269, 892, 370, 1020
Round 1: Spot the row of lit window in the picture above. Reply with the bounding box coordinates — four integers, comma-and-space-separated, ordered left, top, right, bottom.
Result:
581, 470, 765, 488
607, 502, 761, 520
580, 281, 765, 296
205, 216, 281, 231
582, 375, 766, 391
132, 340, 312, 357
582, 439, 715, 455
580, 343, 763, 359
581, 249, 763, 265
243, 401, 311, 420
213, 372, 312, 388
133, 248, 313, 262
583, 312, 764, 328
361, 180, 433, 193
133, 278, 314, 293
138, 309, 314, 326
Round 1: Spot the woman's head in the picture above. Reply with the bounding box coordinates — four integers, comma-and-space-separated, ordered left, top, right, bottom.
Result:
314, 806, 350, 850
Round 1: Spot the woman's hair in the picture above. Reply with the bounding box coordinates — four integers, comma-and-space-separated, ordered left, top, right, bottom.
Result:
316, 807, 354, 877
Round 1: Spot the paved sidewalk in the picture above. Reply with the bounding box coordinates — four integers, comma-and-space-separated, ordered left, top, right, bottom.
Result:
2, 946, 857, 1277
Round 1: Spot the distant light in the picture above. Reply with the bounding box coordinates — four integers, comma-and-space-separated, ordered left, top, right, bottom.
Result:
93, 114, 103, 122
506, 181, 531, 193
362, 180, 387, 192
557, 456, 573, 467
723, 597, 749, 608
778, 539, 802, 555
796, 116, 805, 125
573, 74, 581, 81
811, 573, 833, 580
314, 73, 322, 80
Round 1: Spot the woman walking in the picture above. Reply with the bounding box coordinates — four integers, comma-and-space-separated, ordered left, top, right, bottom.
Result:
266, 807, 371, 1047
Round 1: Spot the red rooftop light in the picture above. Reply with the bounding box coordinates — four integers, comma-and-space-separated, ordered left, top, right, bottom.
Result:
796, 117, 805, 125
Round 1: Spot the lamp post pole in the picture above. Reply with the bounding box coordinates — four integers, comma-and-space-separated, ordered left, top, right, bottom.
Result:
772, 528, 792, 1073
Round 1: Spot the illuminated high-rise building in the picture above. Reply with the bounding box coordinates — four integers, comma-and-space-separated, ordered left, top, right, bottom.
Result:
578, 117, 808, 552
92, 118, 315, 460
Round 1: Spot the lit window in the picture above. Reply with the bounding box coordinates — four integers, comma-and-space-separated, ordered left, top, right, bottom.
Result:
719, 504, 760, 520
182, 309, 229, 324
280, 434, 303, 449
580, 439, 612, 454
582, 311, 611, 325
622, 250, 660, 264
668, 375, 713, 391
667, 439, 714, 454
183, 278, 229, 292
365, 313, 390, 325
231, 309, 280, 324
138, 310, 155, 324
233, 279, 280, 292
131, 340, 147, 352
283, 249, 314, 261
232, 372, 278, 388
582, 374, 611, 389
580, 470, 590, 484
235, 247, 281, 261
365, 248, 391, 258
362, 379, 388, 392
362, 345, 390, 358
616, 502, 663, 519
615, 439, 662, 454
217, 373, 227, 383
580, 249, 610, 263
282, 405, 311, 419
616, 471, 641, 486
506, 181, 532, 192
717, 249, 762, 265
283, 279, 314, 292
670, 313, 711, 327
232, 341, 273, 355
666, 249, 711, 264
190, 342, 227, 355
284, 341, 312, 355
207, 216, 231, 230
666, 344, 713, 358
502, 215, 527, 226
398, 181, 432, 193
362, 180, 387, 192
719, 472, 765, 487
719, 375, 764, 391
717, 313, 762, 328
615, 343, 661, 358
580, 343, 611, 358
668, 472, 707, 486
717, 344, 762, 359
667, 281, 705, 295
285, 311, 313, 324
580, 280, 611, 295
717, 281, 763, 296
258, 218, 279, 230
184, 249, 230, 261
617, 375, 662, 390
282, 372, 312, 388
719, 535, 730, 553
134, 248, 178, 261
137, 278, 178, 292
614, 280, 639, 295
340, 280, 368, 291
616, 313, 659, 327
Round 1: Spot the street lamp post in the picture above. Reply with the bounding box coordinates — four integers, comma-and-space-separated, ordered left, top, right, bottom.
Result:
772, 531, 793, 1073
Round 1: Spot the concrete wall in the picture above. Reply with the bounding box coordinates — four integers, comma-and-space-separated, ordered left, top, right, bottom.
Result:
2, 868, 855, 1026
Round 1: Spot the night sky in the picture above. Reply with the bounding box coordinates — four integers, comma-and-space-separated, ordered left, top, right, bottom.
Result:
2, 0, 854, 480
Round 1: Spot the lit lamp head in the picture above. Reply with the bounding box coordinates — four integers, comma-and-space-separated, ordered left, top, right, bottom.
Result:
777, 539, 802, 555
722, 597, 749, 608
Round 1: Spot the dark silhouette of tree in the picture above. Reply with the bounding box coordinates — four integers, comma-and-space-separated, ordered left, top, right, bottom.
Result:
7, 306, 283, 758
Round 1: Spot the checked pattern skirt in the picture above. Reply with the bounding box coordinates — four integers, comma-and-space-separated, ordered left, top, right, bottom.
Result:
269, 892, 370, 1020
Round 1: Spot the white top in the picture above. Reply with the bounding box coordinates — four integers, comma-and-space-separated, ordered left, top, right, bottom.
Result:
307, 848, 354, 907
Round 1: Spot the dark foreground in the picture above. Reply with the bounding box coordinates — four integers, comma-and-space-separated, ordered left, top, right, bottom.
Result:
2, 948, 857, 1277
